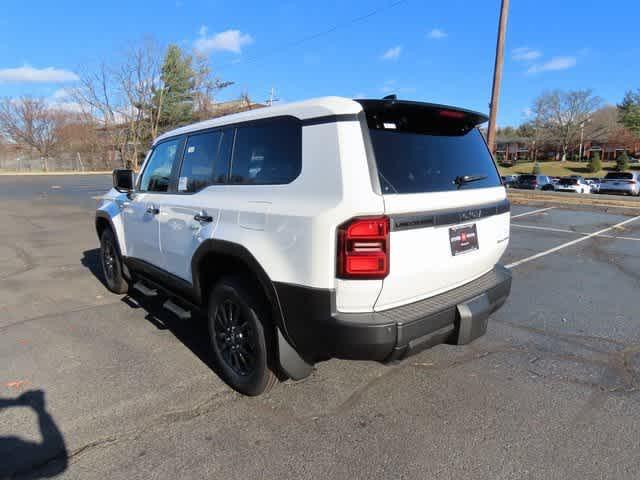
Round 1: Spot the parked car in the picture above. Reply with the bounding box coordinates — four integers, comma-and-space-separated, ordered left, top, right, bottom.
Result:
555, 177, 591, 194
512, 174, 555, 191
95, 96, 512, 395
598, 172, 640, 196
585, 177, 601, 193
501, 175, 518, 188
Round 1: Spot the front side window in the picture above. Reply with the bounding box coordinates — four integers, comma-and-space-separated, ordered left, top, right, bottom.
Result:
139, 139, 181, 192
229, 118, 301, 185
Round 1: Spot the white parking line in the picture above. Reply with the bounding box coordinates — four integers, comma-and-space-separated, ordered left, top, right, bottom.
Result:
512, 223, 640, 242
510, 207, 555, 219
507, 214, 640, 269
511, 223, 579, 235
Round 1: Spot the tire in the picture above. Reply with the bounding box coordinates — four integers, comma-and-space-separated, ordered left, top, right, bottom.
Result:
100, 229, 129, 294
207, 276, 277, 396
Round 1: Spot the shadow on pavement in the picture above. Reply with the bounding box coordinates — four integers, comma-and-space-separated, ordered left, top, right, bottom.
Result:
119, 292, 220, 374
0, 390, 68, 479
81, 248, 107, 288
81, 248, 219, 372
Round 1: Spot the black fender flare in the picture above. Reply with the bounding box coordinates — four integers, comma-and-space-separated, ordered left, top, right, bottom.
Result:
191, 239, 288, 336
95, 211, 130, 278
95, 211, 116, 239
191, 239, 312, 380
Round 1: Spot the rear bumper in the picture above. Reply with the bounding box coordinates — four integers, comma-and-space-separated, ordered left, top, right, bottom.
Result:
598, 187, 637, 195
275, 265, 512, 364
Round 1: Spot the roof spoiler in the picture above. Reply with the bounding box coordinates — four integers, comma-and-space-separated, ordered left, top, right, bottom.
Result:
356, 98, 488, 135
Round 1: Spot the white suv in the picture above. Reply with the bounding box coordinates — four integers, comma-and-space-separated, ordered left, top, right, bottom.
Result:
95, 96, 512, 396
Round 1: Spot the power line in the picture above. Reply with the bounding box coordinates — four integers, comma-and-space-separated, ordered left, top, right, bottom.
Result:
218, 0, 408, 69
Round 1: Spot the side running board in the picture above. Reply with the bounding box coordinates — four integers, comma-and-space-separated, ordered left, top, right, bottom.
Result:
133, 281, 158, 297
163, 299, 191, 320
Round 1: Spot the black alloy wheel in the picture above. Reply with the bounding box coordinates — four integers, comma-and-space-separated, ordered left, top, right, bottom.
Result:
208, 276, 277, 396
100, 229, 128, 294
213, 299, 257, 377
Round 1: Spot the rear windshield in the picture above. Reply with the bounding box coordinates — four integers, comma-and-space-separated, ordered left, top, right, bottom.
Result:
604, 172, 633, 180
559, 178, 578, 185
518, 175, 536, 182
367, 127, 501, 194
360, 100, 500, 194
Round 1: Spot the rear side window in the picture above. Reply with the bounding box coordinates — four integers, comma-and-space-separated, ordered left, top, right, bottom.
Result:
139, 138, 181, 192
369, 128, 501, 194
230, 118, 301, 185
178, 131, 230, 193
176, 128, 234, 192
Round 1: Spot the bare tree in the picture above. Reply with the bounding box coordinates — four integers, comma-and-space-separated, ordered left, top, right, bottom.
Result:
584, 106, 619, 142
192, 52, 234, 121
115, 39, 166, 168
532, 89, 602, 161
70, 63, 129, 168
72, 40, 164, 169
71, 38, 233, 169
0, 97, 69, 171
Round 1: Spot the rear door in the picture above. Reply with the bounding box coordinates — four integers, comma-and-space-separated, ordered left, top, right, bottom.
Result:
357, 100, 510, 311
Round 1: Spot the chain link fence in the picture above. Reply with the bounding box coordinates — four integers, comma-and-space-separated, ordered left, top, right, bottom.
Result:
0, 151, 124, 172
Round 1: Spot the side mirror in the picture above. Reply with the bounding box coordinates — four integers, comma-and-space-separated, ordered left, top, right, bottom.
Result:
113, 168, 135, 193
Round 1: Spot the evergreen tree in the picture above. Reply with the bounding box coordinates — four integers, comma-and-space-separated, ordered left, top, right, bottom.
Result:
616, 151, 630, 172
588, 151, 601, 174
618, 90, 640, 136
156, 45, 196, 129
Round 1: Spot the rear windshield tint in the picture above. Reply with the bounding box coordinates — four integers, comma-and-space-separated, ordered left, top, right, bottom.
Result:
559, 178, 577, 185
518, 175, 536, 182
604, 172, 633, 180
359, 100, 500, 194
368, 128, 501, 194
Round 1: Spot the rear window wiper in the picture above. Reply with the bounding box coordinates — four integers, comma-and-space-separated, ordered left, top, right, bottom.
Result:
453, 174, 487, 189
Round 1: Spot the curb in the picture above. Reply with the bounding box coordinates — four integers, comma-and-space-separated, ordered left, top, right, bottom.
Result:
0, 171, 112, 176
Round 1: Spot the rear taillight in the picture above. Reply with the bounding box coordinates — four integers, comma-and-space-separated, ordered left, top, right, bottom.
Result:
626, 180, 637, 185
531, 180, 538, 186
337, 216, 390, 279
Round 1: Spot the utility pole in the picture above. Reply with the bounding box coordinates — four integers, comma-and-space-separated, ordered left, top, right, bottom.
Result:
578, 122, 585, 161
266, 87, 280, 107
486, 0, 510, 154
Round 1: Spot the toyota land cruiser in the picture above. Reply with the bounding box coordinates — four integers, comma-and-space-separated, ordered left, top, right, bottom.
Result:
95, 96, 512, 396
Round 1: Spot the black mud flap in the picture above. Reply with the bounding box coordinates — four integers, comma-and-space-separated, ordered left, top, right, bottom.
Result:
455, 293, 491, 345
277, 329, 313, 380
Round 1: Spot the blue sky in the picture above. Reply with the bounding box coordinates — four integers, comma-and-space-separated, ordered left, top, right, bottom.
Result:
1, 0, 638, 126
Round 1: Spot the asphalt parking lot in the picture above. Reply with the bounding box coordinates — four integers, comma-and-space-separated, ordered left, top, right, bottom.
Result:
1, 175, 640, 479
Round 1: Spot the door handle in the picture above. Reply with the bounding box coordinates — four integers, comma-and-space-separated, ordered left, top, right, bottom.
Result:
194, 213, 213, 223
146, 205, 159, 215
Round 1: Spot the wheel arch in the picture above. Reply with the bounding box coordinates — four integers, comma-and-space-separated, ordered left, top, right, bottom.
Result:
95, 211, 125, 257
192, 239, 287, 337
192, 239, 313, 380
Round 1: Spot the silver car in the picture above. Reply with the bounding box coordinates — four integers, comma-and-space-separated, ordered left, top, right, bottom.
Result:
555, 177, 591, 194
598, 172, 640, 196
